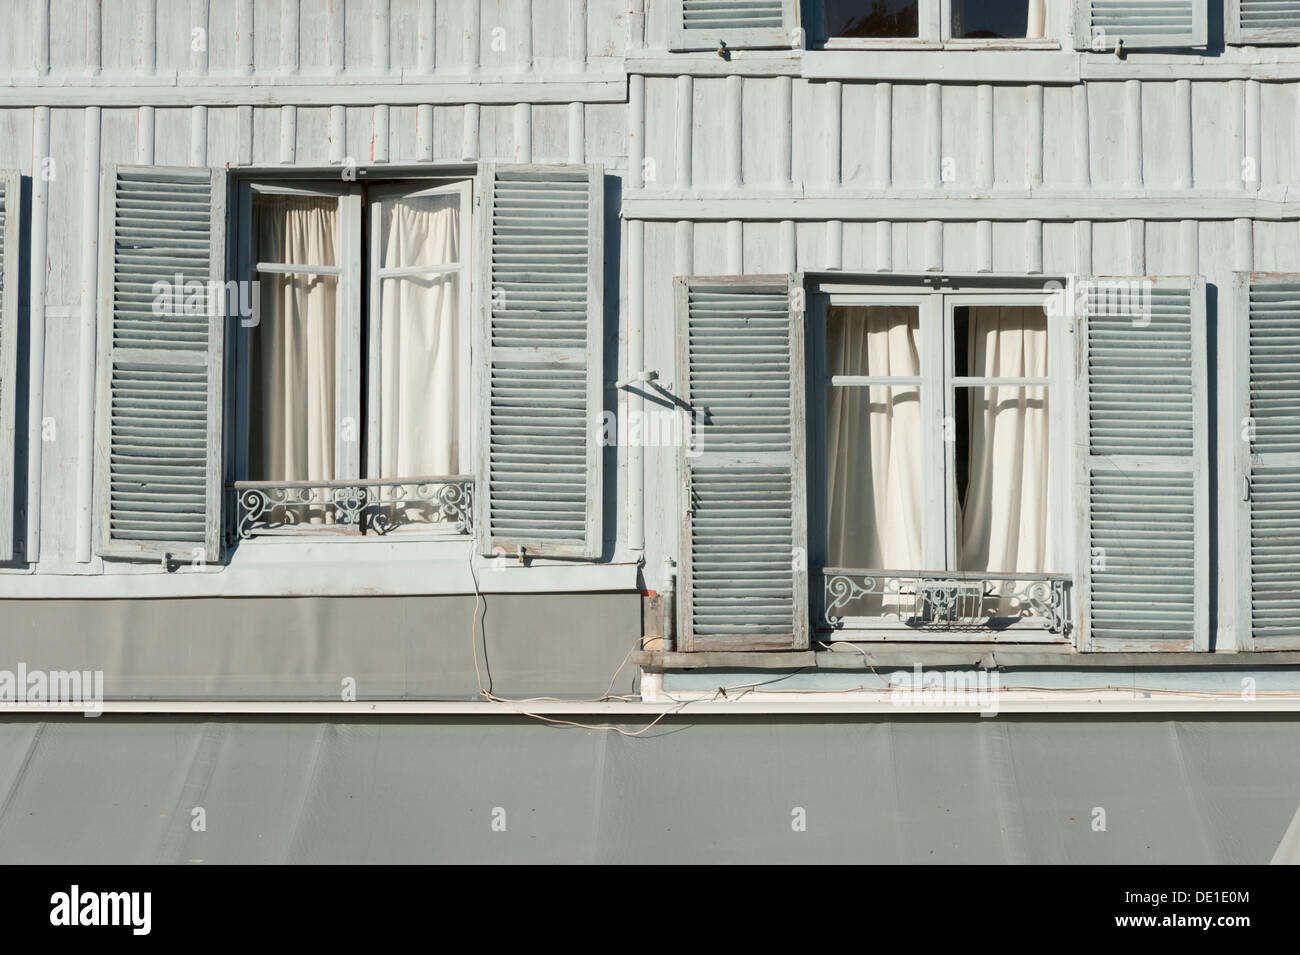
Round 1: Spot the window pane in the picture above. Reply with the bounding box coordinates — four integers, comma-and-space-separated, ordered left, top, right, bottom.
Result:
824, 0, 919, 38
951, 0, 1045, 40
373, 193, 462, 481
249, 195, 339, 484
825, 306, 922, 615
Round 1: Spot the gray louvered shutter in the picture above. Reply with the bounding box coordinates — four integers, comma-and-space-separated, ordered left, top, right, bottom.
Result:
1227, 0, 1300, 43
1073, 0, 1208, 50
0, 170, 18, 562
475, 163, 603, 559
676, 275, 808, 651
668, 0, 800, 51
1235, 274, 1300, 650
94, 165, 226, 562
1075, 276, 1208, 650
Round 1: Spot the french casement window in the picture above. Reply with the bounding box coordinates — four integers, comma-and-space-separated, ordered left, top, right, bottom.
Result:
1227, 0, 1300, 44
811, 284, 1071, 642
815, 0, 1054, 43
667, 0, 801, 51
675, 275, 810, 651
1233, 273, 1300, 650
0, 169, 18, 562
231, 177, 474, 539
1076, 276, 1208, 651
1072, 0, 1208, 50
94, 165, 227, 564
476, 164, 604, 560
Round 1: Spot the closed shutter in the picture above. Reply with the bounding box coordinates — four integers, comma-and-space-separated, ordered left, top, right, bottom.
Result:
668, 0, 799, 52
1235, 274, 1300, 650
1227, 0, 1300, 44
1073, 0, 1208, 50
676, 275, 808, 651
1075, 276, 1208, 650
0, 170, 18, 562
475, 163, 603, 559
94, 165, 227, 563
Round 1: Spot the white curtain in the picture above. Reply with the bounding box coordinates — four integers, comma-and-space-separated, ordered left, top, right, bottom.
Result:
249, 196, 339, 483
1027, 0, 1046, 39
958, 307, 1050, 575
375, 192, 461, 478
825, 307, 923, 572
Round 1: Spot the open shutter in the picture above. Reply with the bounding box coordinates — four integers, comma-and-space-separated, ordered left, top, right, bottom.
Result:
0, 170, 17, 562
677, 275, 808, 651
1235, 274, 1300, 650
1075, 276, 1208, 650
476, 163, 603, 559
94, 165, 226, 563
1227, 0, 1300, 44
668, 0, 799, 51
1073, 0, 1207, 50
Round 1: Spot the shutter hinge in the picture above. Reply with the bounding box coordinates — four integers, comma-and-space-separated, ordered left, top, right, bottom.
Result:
1243, 474, 1251, 502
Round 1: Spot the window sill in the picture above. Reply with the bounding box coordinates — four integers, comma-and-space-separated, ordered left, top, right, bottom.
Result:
821, 38, 1059, 51
802, 48, 1080, 83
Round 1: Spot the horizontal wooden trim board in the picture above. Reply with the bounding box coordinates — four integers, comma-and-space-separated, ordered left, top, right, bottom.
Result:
633, 649, 1300, 670
0, 76, 629, 107
622, 193, 1300, 221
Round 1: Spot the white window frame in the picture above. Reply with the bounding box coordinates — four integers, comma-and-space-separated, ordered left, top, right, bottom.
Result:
818, 0, 1063, 49
810, 278, 1073, 638
231, 175, 475, 541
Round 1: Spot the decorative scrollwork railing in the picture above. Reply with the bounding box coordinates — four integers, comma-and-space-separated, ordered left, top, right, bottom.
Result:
822, 568, 1071, 634
230, 476, 473, 539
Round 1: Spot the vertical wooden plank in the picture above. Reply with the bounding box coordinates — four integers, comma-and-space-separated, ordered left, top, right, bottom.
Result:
876, 220, 892, 272
630, 74, 645, 188
418, 0, 436, 73
1128, 218, 1145, 274
826, 80, 842, 189
417, 104, 434, 160
1229, 78, 1245, 188
826, 220, 843, 270
875, 82, 892, 189
977, 84, 993, 191
374, 0, 391, 73
281, 0, 300, 73
137, 107, 155, 163
726, 74, 743, 190
925, 83, 941, 190
237, 105, 254, 165
925, 220, 942, 272
88, 0, 103, 76
1027, 84, 1044, 188
1234, 217, 1254, 272
373, 105, 390, 161
190, 106, 208, 166
779, 220, 796, 272
465, 0, 481, 73
27, 107, 51, 562
280, 105, 297, 163
1125, 79, 1142, 188
513, 102, 531, 162
675, 75, 692, 189
330, 0, 346, 74
570, 0, 588, 68
190, 0, 210, 75
776, 75, 792, 188
1073, 83, 1090, 187
1175, 78, 1192, 189
675, 219, 693, 278
567, 102, 585, 163
976, 219, 993, 272
75, 107, 102, 564
235, 0, 254, 76
1076, 219, 1093, 274
330, 104, 348, 163
462, 103, 480, 160
522, 0, 534, 70
627, 217, 644, 550
1026, 219, 1044, 274
1245, 78, 1261, 192
36, 0, 50, 76
1181, 219, 1198, 272
726, 220, 742, 273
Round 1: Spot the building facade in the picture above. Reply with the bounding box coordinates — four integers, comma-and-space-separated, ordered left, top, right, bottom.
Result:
0, 0, 1299, 862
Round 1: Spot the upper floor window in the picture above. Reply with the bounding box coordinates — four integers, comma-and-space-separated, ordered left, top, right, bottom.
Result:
819, 0, 1051, 44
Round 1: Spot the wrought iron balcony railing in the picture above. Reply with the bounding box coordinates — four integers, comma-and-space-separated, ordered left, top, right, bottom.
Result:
822, 568, 1071, 635
230, 476, 473, 539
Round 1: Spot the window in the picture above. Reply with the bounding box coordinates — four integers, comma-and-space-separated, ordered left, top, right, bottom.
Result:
233, 177, 473, 539
812, 284, 1069, 638
818, 0, 1052, 44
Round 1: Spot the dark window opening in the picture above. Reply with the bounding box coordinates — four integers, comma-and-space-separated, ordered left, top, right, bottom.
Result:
823, 0, 920, 39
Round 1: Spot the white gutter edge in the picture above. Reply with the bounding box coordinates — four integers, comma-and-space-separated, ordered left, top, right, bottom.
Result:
5, 698, 1300, 717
